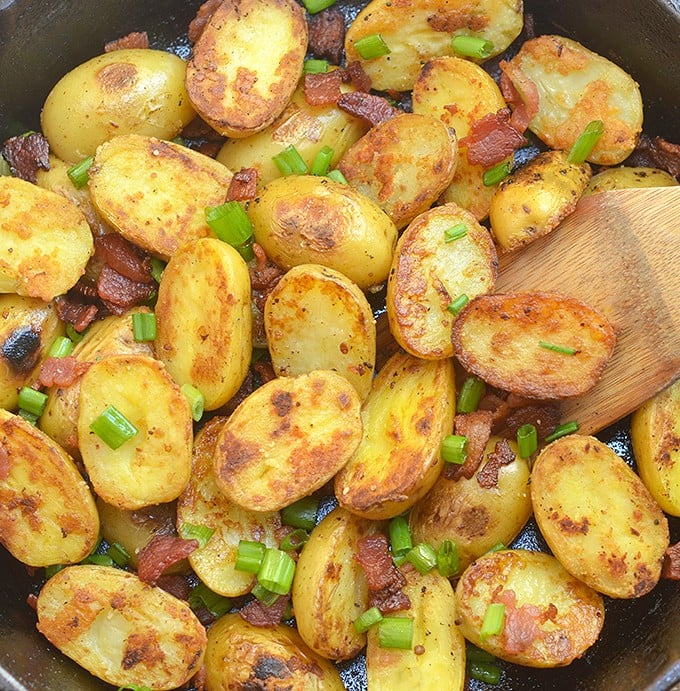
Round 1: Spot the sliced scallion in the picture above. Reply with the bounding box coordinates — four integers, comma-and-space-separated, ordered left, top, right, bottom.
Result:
304, 58, 329, 74
539, 340, 577, 355
17, 387, 48, 417
205, 201, 255, 260
327, 168, 348, 184
486, 542, 506, 554
483, 159, 512, 187
66, 323, 85, 343
280, 528, 309, 552
281, 496, 319, 530
441, 434, 468, 465
235, 540, 266, 573
545, 420, 580, 443
188, 581, 232, 617
405, 542, 438, 574
18, 409, 39, 426
353, 34, 391, 60
132, 311, 157, 342
302, 0, 337, 14
567, 120, 605, 164
272, 144, 308, 176
251, 582, 280, 606
67, 155, 94, 189
516, 423, 538, 458
89, 405, 138, 450
0, 155, 10, 177
469, 660, 502, 684
465, 642, 497, 664
310, 145, 334, 176
447, 294, 469, 315
81, 553, 114, 567
45, 564, 64, 579
257, 548, 296, 595
150, 257, 166, 284
181, 383, 205, 422
378, 616, 413, 649
480, 602, 505, 641
107, 542, 131, 567
457, 376, 485, 413
179, 522, 215, 548
437, 539, 460, 578
450, 35, 494, 59
48, 335, 74, 358
389, 515, 413, 557
354, 606, 384, 633
444, 223, 468, 242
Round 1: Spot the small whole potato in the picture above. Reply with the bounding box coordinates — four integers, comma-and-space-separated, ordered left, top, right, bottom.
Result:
41, 49, 196, 163
584, 166, 679, 195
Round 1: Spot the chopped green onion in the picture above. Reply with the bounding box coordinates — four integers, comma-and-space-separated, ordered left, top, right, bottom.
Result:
44, 564, 64, 579
150, 257, 166, 284
257, 548, 296, 595
465, 642, 497, 663
450, 35, 494, 59
272, 144, 308, 176
310, 145, 334, 176
545, 420, 580, 443
89, 405, 138, 450
389, 515, 413, 557
0, 156, 10, 177
353, 34, 391, 60
486, 542, 506, 554
179, 522, 215, 548
378, 616, 413, 649
205, 201, 255, 260
469, 661, 502, 684
567, 120, 605, 164
327, 169, 348, 184
405, 542, 438, 574
48, 336, 74, 358
437, 539, 460, 578
304, 59, 329, 74
516, 423, 538, 458
81, 553, 114, 566
18, 409, 39, 425
67, 155, 94, 189
447, 294, 469, 316
302, 0, 336, 14
181, 383, 205, 422
441, 434, 467, 464
251, 582, 280, 606
392, 552, 408, 567
66, 323, 85, 343
188, 581, 232, 616
539, 340, 577, 355
107, 542, 131, 567
118, 685, 154, 691
235, 540, 266, 573
483, 159, 512, 187
281, 496, 319, 530
480, 602, 505, 641
171, 136, 186, 147
132, 312, 156, 342
444, 223, 468, 242
354, 606, 384, 633
17, 387, 48, 417
457, 376, 485, 413
280, 528, 309, 552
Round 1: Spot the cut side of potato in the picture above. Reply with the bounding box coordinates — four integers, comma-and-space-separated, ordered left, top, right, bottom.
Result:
531, 434, 670, 598
186, 0, 307, 138
214, 370, 363, 512
387, 202, 497, 359
451, 291, 616, 399
265, 263, 376, 401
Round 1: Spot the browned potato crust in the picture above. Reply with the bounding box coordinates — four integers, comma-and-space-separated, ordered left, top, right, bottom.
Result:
452, 291, 616, 398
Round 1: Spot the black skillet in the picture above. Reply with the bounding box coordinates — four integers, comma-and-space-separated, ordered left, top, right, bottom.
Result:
0, 0, 679, 689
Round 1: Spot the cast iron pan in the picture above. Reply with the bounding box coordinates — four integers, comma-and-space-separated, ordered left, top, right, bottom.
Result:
0, 1, 679, 689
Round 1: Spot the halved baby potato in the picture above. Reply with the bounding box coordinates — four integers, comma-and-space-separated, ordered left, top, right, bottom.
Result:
78, 354, 193, 510
186, 0, 307, 138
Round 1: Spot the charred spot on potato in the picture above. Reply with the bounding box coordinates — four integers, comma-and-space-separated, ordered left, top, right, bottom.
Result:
271, 390, 293, 417
2, 325, 41, 373
97, 63, 138, 92
557, 515, 590, 535
253, 655, 289, 680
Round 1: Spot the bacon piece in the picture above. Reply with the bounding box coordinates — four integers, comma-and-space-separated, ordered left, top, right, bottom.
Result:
307, 6, 346, 65
227, 167, 258, 201
499, 60, 540, 134
97, 264, 156, 314
95, 234, 153, 284
337, 92, 398, 127
485, 392, 561, 440
662, 542, 680, 580
355, 534, 411, 613
459, 108, 526, 168
0, 444, 9, 481
155, 574, 191, 601
136, 535, 199, 585
104, 31, 149, 52
188, 0, 222, 43
252, 360, 276, 385
497, 589, 552, 655
1, 133, 50, 183
54, 296, 99, 332
304, 71, 343, 107
476, 438, 516, 489
249, 243, 285, 312
628, 134, 680, 178
240, 593, 290, 627
445, 410, 493, 480
345, 60, 372, 93
38, 356, 91, 388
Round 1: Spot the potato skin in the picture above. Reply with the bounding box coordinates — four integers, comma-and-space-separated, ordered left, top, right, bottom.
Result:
0, 409, 99, 567
531, 435, 669, 598
584, 166, 679, 195
451, 291, 616, 399
455, 549, 605, 667
36, 565, 206, 690
186, 0, 307, 138
631, 379, 680, 516
41, 48, 196, 163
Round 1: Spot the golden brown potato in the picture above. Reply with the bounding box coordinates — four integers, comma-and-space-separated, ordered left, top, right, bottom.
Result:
0, 177, 93, 300
0, 295, 64, 411
41, 49, 196, 163
631, 379, 680, 516
335, 351, 455, 519
344, 0, 524, 92
89, 134, 233, 260
386, 203, 497, 359
204, 613, 344, 690
531, 434, 670, 598
503, 35, 643, 165
78, 354, 193, 510
265, 263, 376, 400
489, 150, 591, 252
0, 408, 99, 566
36, 565, 206, 690
248, 174, 398, 290
455, 549, 604, 667
584, 166, 679, 195
186, 0, 307, 138
155, 238, 252, 411
338, 113, 457, 229
292, 507, 379, 661
410, 436, 531, 573
214, 370, 363, 512
451, 292, 616, 399
366, 565, 466, 690
177, 417, 281, 597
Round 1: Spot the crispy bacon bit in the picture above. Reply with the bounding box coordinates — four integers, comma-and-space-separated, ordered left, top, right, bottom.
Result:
307, 6, 346, 65
26, 592, 38, 611
54, 296, 99, 332
338, 92, 399, 127
662, 542, 680, 580
477, 438, 516, 489
427, 9, 488, 32
629, 134, 680, 178
181, 116, 225, 142
227, 167, 259, 201
38, 356, 91, 388
97, 265, 156, 314
240, 593, 290, 627
95, 234, 153, 284
249, 243, 285, 312
155, 574, 191, 601
499, 60, 540, 134
252, 359, 277, 385
486, 392, 561, 440
1, 132, 50, 183
345, 60, 372, 93
459, 108, 527, 168
355, 534, 411, 613
445, 410, 493, 480
104, 31, 149, 52
0, 444, 9, 481
497, 589, 552, 655
188, 0, 222, 43
136, 535, 199, 585
304, 71, 343, 107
